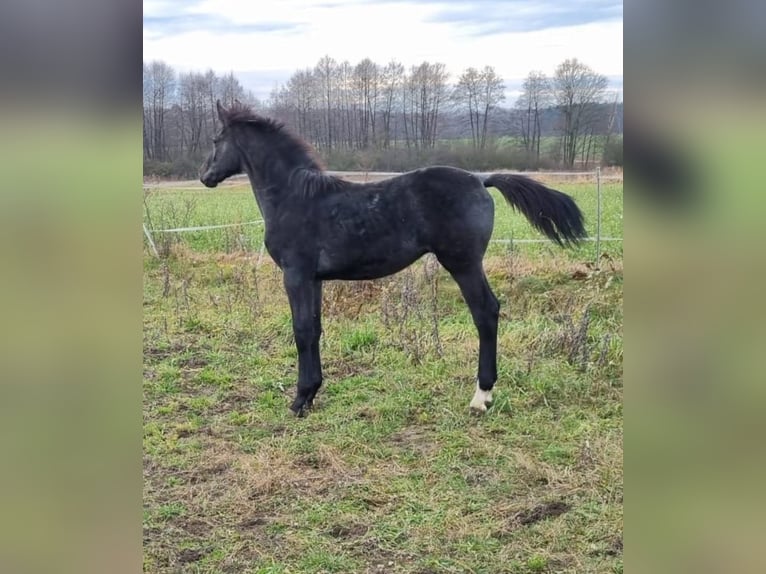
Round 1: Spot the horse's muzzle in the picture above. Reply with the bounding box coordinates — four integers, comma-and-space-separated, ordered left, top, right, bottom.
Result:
200, 171, 218, 188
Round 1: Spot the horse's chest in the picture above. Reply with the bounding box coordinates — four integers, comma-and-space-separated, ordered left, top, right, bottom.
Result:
262, 232, 294, 267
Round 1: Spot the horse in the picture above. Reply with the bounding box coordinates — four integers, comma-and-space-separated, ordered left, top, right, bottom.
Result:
200, 100, 586, 417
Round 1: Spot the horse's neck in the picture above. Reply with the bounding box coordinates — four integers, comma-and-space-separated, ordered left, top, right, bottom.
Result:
240, 153, 301, 226
237, 132, 319, 224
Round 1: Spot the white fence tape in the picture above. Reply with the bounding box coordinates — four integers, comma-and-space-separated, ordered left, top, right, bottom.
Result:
490, 238, 621, 244
150, 220, 263, 233
325, 170, 622, 182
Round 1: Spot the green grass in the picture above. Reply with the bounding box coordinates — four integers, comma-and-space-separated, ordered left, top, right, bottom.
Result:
143, 192, 622, 574
143, 174, 622, 572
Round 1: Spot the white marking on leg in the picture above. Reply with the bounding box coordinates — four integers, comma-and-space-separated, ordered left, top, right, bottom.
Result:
470, 380, 492, 411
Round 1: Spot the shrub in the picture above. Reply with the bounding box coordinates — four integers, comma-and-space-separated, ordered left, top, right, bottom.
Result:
602, 136, 623, 167
144, 156, 204, 179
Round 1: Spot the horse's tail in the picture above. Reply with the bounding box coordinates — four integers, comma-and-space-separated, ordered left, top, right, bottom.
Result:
483, 174, 587, 247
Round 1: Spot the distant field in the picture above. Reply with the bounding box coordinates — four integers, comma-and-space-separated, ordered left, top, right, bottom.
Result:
143, 173, 623, 573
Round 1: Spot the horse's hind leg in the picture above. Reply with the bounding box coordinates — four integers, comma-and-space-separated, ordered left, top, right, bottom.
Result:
440, 261, 500, 413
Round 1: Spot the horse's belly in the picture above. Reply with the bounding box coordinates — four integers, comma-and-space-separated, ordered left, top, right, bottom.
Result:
316, 244, 426, 280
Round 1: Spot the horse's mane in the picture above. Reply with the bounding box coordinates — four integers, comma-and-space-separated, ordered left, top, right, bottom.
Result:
222, 102, 282, 131
222, 102, 324, 174
290, 168, 352, 199
218, 102, 375, 199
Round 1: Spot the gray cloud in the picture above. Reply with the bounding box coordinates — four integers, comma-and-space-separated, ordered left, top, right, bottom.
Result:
143, 14, 303, 37
379, 0, 622, 34
236, 69, 298, 100
144, 1, 621, 39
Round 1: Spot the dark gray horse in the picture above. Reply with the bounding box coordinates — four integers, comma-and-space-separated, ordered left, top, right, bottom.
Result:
201, 101, 586, 416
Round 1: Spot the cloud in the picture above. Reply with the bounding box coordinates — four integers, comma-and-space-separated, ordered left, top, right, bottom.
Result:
419, 0, 622, 34
144, 0, 205, 19
143, 0, 622, 98
143, 14, 302, 37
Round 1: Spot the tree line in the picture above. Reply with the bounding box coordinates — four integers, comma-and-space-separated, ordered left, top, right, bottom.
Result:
143, 56, 622, 177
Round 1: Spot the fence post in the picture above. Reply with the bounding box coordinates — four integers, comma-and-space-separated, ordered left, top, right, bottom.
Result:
595, 167, 602, 267
143, 223, 159, 258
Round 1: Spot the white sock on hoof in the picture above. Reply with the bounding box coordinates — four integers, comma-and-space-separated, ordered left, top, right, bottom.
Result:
470, 380, 493, 411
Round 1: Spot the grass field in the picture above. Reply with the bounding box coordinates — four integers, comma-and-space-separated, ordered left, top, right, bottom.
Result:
143, 175, 623, 573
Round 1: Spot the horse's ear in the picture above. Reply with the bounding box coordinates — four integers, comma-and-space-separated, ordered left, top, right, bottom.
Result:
216, 100, 227, 125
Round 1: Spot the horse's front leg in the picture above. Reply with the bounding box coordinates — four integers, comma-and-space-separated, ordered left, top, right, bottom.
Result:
283, 272, 323, 416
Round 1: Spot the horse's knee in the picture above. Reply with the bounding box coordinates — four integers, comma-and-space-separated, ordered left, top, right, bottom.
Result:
293, 325, 317, 351
475, 298, 499, 333
489, 295, 500, 319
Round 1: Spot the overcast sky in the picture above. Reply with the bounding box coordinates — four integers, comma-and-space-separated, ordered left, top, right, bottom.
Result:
143, 0, 623, 102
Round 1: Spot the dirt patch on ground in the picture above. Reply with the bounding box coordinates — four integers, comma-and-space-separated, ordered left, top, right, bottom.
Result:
144, 341, 189, 362
353, 537, 416, 574
178, 548, 208, 563
388, 427, 440, 458
513, 500, 572, 526
606, 535, 623, 555
176, 355, 209, 369
328, 522, 370, 539
180, 518, 213, 537
243, 443, 364, 502
239, 515, 271, 529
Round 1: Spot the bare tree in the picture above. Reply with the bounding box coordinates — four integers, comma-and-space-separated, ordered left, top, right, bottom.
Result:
314, 55, 337, 150
601, 93, 621, 164
404, 62, 448, 149
143, 63, 152, 159
287, 69, 317, 139
204, 69, 220, 133
337, 60, 355, 149
380, 61, 404, 149
217, 71, 246, 106
354, 58, 380, 148
145, 60, 176, 161
454, 67, 482, 149
515, 71, 552, 165
552, 59, 608, 168
179, 72, 208, 156
455, 66, 505, 150
477, 66, 505, 150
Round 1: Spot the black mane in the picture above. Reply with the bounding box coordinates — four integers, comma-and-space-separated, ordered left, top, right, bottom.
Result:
221, 102, 280, 130
290, 168, 352, 199
222, 102, 323, 173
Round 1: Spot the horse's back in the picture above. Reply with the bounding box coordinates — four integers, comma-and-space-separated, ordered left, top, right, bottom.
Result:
402, 166, 491, 210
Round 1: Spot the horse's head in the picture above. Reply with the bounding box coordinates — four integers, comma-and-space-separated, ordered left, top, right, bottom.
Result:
200, 101, 244, 188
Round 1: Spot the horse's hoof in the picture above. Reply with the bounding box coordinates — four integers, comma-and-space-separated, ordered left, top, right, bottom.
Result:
289, 398, 313, 417
469, 403, 488, 416
470, 383, 493, 414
